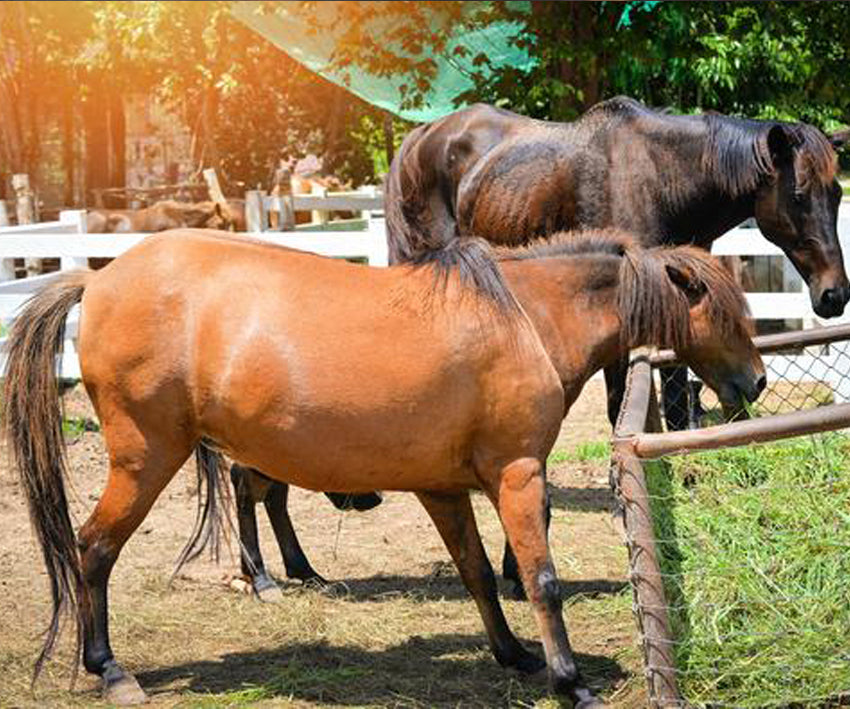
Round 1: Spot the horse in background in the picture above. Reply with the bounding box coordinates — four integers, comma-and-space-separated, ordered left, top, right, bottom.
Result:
385, 96, 846, 429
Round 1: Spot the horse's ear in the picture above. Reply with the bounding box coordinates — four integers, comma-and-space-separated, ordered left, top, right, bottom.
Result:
665, 264, 707, 305
767, 125, 793, 167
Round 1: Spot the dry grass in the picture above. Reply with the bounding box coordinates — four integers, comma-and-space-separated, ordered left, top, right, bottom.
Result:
0, 380, 647, 708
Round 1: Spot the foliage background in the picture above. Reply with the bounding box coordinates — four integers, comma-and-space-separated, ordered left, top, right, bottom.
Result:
1, 1, 848, 203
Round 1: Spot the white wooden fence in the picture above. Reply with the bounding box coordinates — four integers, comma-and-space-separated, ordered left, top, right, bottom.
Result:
0, 198, 847, 381
0, 199, 388, 378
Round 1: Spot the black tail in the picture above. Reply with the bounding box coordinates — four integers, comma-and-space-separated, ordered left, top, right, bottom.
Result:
1, 271, 89, 681
172, 440, 233, 578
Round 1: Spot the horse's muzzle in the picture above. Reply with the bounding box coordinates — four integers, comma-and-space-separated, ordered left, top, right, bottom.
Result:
815, 285, 850, 319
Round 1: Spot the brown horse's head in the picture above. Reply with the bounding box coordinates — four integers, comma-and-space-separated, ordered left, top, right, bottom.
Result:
752, 124, 848, 318
620, 245, 765, 414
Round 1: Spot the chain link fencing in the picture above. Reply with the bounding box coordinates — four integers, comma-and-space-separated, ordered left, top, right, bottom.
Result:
611, 324, 850, 708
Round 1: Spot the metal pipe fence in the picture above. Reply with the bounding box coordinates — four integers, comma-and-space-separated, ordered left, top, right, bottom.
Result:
611, 323, 850, 707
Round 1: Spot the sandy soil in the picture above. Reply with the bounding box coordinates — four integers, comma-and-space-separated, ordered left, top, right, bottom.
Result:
0, 379, 647, 708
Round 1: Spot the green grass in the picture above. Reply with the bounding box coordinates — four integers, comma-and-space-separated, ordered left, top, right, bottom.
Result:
646, 435, 850, 707
548, 440, 610, 467
62, 415, 99, 436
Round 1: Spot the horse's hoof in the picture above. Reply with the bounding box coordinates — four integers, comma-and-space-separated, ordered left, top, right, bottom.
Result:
255, 583, 285, 603
103, 671, 148, 705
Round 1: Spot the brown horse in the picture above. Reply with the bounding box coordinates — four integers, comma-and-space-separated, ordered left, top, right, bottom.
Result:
4, 230, 762, 707
85, 199, 243, 233
229, 231, 766, 599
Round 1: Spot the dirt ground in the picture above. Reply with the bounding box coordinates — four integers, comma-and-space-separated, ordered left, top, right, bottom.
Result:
0, 379, 647, 708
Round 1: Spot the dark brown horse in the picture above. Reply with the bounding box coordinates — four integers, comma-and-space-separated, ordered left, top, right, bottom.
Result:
229, 232, 766, 599
386, 97, 846, 320
5, 230, 761, 707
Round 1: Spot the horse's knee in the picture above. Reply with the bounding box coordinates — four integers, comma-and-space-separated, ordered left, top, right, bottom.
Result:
536, 566, 563, 614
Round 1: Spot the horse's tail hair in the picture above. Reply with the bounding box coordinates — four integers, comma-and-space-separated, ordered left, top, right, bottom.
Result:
172, 439, 233, 579
1, 270, 90, 682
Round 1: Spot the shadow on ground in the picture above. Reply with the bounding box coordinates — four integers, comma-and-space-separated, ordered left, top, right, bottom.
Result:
276, 573, 626, 603
136, 634, 627, 707
549, 483, 615, 514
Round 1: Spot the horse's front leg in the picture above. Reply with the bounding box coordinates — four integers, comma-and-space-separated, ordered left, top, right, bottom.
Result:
488, 458, 603, 708
230, 464, 283, 602
416, 490, 545, 674
502, 498, 551, 601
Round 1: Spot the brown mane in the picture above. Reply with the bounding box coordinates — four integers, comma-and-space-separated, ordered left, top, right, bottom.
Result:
500, 229, 750, 350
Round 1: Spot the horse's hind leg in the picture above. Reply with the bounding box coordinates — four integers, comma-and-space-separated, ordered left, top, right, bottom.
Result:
487, 458, 602, 708
78, 414, 194, 705
230, 464, 284, 602
416, 490, 545, 674
265, 481, 327, 586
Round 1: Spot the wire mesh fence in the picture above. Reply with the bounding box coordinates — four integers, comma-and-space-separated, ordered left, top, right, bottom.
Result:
655, 324, 850, 432
612, 326, 850, 708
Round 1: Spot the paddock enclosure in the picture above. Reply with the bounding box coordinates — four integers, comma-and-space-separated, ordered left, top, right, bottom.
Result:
0, 189, 849, 707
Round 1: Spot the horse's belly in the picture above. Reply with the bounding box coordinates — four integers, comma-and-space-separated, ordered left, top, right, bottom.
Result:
222, 410, 479, 493
204, 337, 483, 493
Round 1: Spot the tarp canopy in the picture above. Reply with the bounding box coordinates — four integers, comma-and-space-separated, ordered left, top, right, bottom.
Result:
231, 1, 535, 123
232, 1, 659, 123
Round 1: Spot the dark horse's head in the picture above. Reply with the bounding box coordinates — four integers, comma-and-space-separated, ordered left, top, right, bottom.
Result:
746, 122, 847, 317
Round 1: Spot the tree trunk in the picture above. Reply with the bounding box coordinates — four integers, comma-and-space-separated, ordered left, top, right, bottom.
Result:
84, 75, 110, 206
61, 88, 76, 206
108, 89, 126, 193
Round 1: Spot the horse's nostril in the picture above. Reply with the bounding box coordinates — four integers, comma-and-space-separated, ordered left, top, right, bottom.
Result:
756, 375, 767, 395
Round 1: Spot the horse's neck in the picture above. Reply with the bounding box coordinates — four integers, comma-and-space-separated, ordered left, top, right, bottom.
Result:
595, 118, 757, 247
501, 258, 623, 413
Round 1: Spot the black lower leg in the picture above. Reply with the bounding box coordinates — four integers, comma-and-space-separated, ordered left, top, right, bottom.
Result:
230, 464, 277, 593
80, 540, 117, 676
661, 366, 689, 431
266, 482, 326, 584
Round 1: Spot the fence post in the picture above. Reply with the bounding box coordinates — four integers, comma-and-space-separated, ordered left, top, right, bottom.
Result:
203, 168, 228, 208
311, 185, 328, 225
59, 210, 89, 271
613, 354, 680, 707
271, 165, 295, 231
245, 190, 268, 233
13, 174, 42, 278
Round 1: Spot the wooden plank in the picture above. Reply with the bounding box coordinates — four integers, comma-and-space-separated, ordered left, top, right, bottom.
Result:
287, 193, 384, 212
0, 221, 78, 236
294, 218, 369, 232
745, 292, 814, 320
203, 168, 227, 206
245, 190, 269, 232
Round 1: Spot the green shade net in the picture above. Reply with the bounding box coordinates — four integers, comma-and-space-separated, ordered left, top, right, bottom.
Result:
231, 1, 535, 123
232, 1, 659, 123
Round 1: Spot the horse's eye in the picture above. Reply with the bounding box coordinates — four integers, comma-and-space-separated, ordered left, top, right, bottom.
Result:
792, 191, 805, 205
